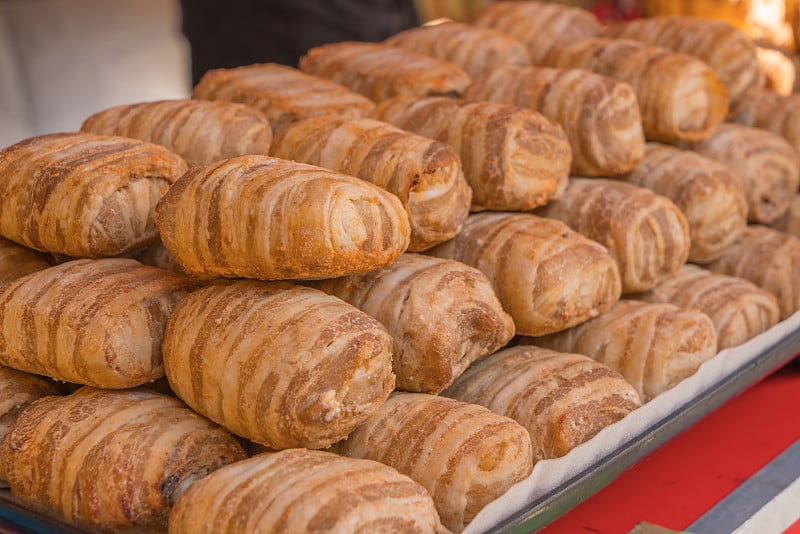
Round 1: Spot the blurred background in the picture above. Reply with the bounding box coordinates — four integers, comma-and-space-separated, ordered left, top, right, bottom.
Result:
2, 0, 800, 146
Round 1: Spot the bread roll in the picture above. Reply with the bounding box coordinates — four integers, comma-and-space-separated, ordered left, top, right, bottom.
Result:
545, 38, 729, 142
155, 155, 410, 280
471, 1, 601, 65
375, 96, 571, 211
706, 226, 800, 319
428, 212, 621, 336
334, 392, 533, 532
0, 259, 195, 388
81, 99, 273, 167
639, 265, 780, 349
443, 346, 641, 461
756, 45, 797, 95
689, 123, 800, 224
191, 63, 375, 131
163, 281, 395, 449
310, 253, 515, 394
606, 16, 760, 108
0, 238, 51, 283
538, 179, 691, 293
0, 367, 61, 457
531, 300, 718, 401
731, 88, 800, 158
623, 144, 748, 263
269, 115, 471, 251
299, 41, 471, 102
385, 21, 530, 78
771, 194, 800, 237
168, 449, 446, 534
0, 133, 187, 258
0, 388, 246, 532
463, 66, 644, 176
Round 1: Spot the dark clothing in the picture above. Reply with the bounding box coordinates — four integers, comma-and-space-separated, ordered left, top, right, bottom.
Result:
180, 0, 419, 85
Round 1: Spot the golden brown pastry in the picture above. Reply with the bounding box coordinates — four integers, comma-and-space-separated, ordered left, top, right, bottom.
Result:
0, 133, 187, 258
531, 300, 718, 401
427, 212, 621, 336
163, 281, 395, 450
756, 45, 797, 95
385, 21, 530, 78
731, 88, 800, 158
471, 1, 601, 65
538, 179, 691, 293
545, 38, 729, 142
0, 387, 246, 533
0, 367, 61, 456
771, 194, 800, 237
191, 63, 375, 131
168, 449, 446, 534
0, 237, 51, 283
623, 144, 748, 264
689, 123, 800, 224
310, 253, 515, 394
298, 41, 471, 102
0, 258, 195, 388
639, 264, 780, 349
375, 96, 571, 211
463, 65, 644, 176
443, 346, 641, 461
155, 155, 410, 280
81, 99, 273, 167
333, 392, 532, 532
706, 225, 800, 319
269, 115, 470, 251
606, 16, 760, 108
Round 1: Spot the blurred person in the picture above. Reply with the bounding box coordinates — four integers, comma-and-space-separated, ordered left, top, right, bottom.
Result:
180, 0, 419, 84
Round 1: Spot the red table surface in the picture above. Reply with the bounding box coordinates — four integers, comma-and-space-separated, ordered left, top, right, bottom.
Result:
542, 361, 800, 534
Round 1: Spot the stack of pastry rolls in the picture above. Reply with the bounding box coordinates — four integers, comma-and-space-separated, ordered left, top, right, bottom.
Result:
0, 2, 797, 532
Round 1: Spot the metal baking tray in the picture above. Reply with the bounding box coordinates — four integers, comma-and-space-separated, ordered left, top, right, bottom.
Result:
0, 327, 797, 534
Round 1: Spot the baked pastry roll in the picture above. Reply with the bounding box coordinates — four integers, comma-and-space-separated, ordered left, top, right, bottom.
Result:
0, 367, 61, 459
443, 346, 641, 461
689, 124, 800, 225
0, 238, 51, 283
310, 253, 515, 394
169, 449, 446, 534
731, 88, 800, 158
463, 66, 644, 176
706, 226, 800, 319
298, 41, 471, 102
531, 300, 718, 401
375, 96, 571, 211
471, 1, 601, 65
756, 45, 796, 96
771, 194, 800, 237
639, 265, 780, 349
81, 99, 273, 167
334, 392, 533, 532
163, 281, 395, 450
428, 212, 621, 337
269, 115, 471, 251
0, 388, 245, 532
606, 16, 760, 108
0, 133, 187, 258
155, 155, 410, 280
538, 179, 691, 293
385, 21, 530, 78
0, 259, 195, 388
191, 63, 375, 131
545, 38, 729, 142
623, 144, 748, 264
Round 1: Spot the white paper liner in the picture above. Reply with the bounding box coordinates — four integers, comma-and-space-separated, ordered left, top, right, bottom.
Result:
463, 311, 800, 534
